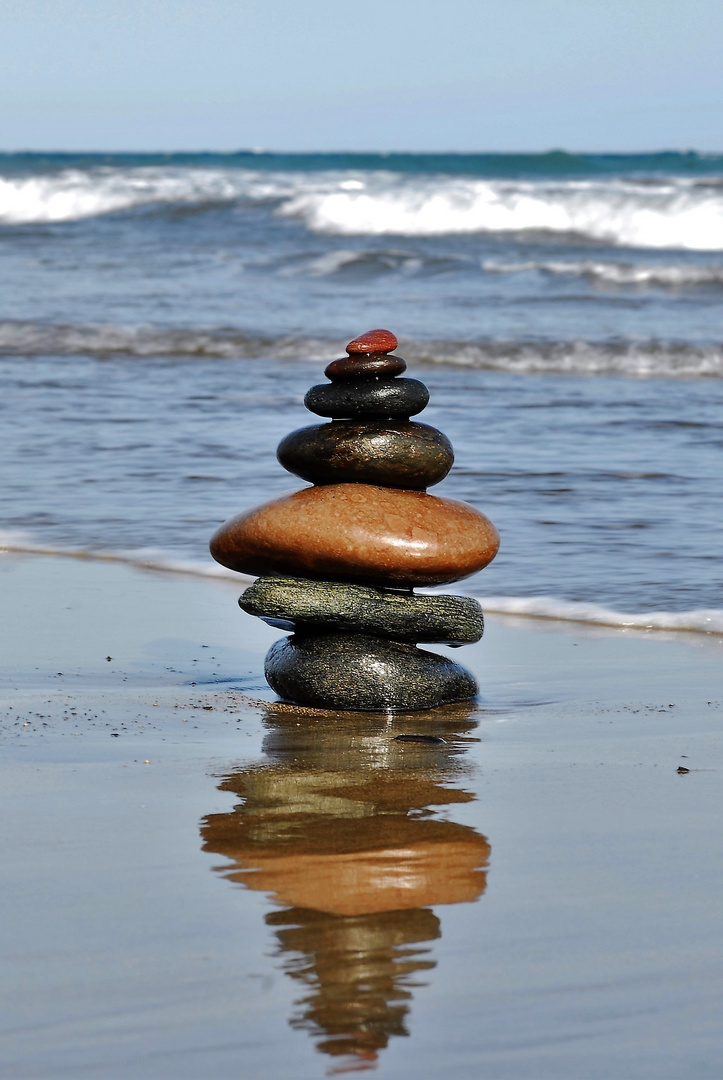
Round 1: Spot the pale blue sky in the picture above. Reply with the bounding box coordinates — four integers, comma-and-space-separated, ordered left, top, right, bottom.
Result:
1, 0, 721, 152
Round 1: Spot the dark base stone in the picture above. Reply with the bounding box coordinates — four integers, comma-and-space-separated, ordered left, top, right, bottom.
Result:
241, 575, 484, 645
264, 632, 478, 711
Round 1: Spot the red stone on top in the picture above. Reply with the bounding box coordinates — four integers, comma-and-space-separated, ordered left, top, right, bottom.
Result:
346, 329, 398, 355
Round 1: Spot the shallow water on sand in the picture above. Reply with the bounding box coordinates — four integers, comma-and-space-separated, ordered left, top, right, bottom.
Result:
2, 353, 722, 628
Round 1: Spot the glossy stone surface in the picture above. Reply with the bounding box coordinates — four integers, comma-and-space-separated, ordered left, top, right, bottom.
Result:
210, 484, 500, 587
240, 575, 484, 645
346, 328, 398, 355
325, 353, 407, 381
277, 420, 453, 489
265, 633, 477, 710
305, 377, 429, 419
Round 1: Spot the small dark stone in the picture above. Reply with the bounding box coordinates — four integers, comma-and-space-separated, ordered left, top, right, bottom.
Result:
305, 378, 429, 419
325, 353, 407, 380
277, 420, 453, 489
240, 576, 484, 644
264, 633, 477, 711
394, 734, 446, 744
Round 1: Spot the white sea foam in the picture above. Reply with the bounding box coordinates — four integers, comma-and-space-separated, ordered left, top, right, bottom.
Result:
407, 339, 723, 378
298, 251, 723, 286
0, 320, 338, 362
481, 259, 723, 287
280, 175, 723, 250
3, 166, 723, 250
0, 167, 304, 224
1, 536, 721, 635
300, 249, 370, 276
0, 533, 250, 582
0, 168, 240, 223
289, 248, 425, 277
477, 595, 723, 635
2, 320, 722, 378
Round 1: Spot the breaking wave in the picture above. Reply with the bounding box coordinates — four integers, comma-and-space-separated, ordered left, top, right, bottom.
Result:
0, 533, 251, 582
0, 321, 338, 361
281, 249, 723, 289
409, 339, 723, 378
3, 164, 723, 249
279, 175, 723, 250
476, 595, 723, 635
2, 320, 722, 378
0, 167, 280, 224
481, 259, 723, 288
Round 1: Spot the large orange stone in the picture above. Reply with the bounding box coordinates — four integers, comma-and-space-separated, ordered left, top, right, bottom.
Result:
210, 483, 499, 587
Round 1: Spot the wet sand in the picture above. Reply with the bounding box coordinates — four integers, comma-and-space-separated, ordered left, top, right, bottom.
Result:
1, 553, 722, 1079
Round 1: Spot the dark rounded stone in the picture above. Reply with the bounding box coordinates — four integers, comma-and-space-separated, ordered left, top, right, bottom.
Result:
276, 420, 453, 489
325, 353, 407, 381
346, 328, 398, 354
304, 378, 429, 419
264, 633, 478, 711
240, 575, 484, 645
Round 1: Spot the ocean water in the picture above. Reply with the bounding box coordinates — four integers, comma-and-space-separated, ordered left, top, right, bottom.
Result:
1, 151, 722, 632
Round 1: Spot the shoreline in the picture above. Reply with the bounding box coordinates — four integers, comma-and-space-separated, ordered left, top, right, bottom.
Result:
3, 541, 722, 636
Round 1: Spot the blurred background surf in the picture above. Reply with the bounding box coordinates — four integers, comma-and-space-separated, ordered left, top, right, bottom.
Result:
2, 151, 722, 630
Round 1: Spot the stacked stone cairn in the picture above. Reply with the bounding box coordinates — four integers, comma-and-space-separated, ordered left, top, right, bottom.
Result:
210, 329, 500, 711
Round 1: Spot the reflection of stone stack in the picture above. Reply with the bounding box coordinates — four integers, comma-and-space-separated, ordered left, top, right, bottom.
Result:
200, 705, 491, 1071
203, 768, 490, 914
210, 329, 500, 710
266, 906, 440, 1069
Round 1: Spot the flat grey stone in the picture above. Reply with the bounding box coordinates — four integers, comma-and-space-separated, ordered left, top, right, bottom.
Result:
264, 633, 478, 711
240, 575, 484, 645
276, 420, 454, 489
304, 377, 429, 419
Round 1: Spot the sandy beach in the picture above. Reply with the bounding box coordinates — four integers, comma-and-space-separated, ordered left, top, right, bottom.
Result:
2, 551, 722, 1078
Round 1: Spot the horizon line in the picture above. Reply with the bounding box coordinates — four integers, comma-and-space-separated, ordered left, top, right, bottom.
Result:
0, 146, 718, 157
